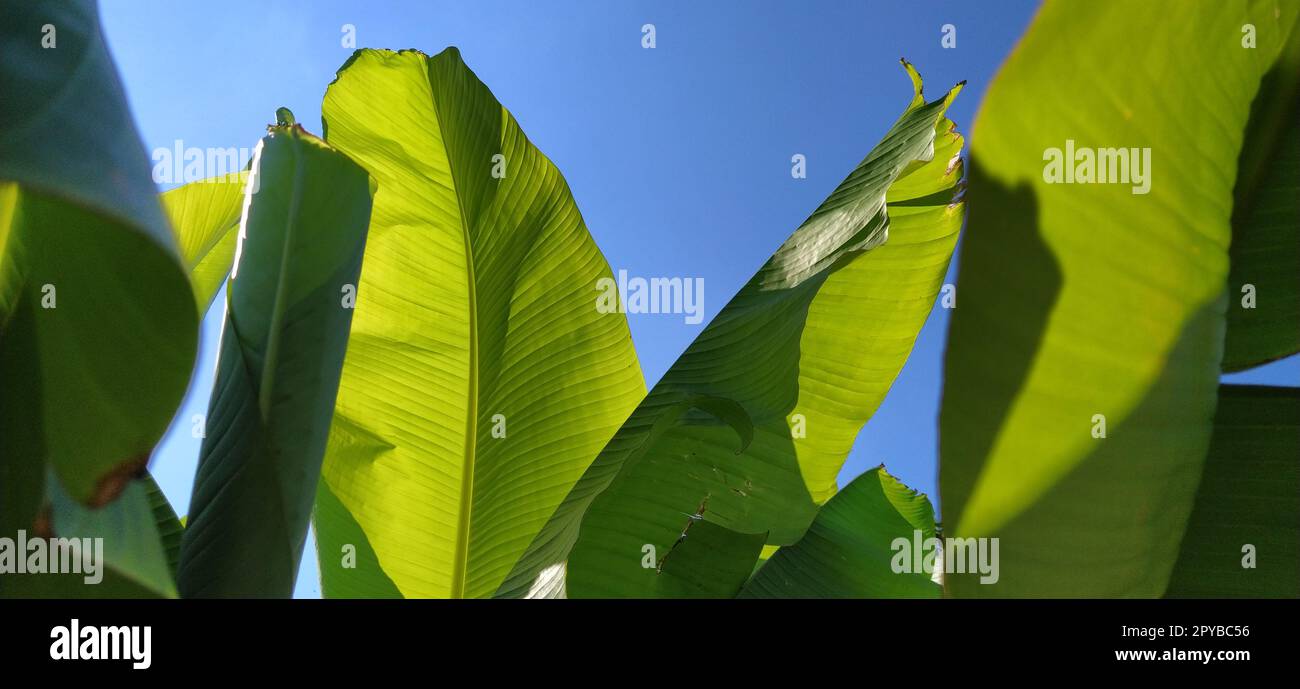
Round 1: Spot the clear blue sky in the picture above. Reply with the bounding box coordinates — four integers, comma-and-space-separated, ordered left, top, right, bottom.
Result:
101, 0, 1296, 598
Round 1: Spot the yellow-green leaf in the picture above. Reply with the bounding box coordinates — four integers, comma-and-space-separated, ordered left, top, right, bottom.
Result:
313, 48, 646, 598
940, 0, 1299, 597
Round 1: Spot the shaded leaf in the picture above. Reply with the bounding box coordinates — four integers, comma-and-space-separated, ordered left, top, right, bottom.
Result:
0, 472, 177, 599
177, 126, 373, 597
142, 472, 184, 577
940, 0, 1299, 596
653, 520, 766, 598
741, 467, 940, 598
1222, 33, 1300, 371
0, 0, 198, 513
1166, 385, 1299, 598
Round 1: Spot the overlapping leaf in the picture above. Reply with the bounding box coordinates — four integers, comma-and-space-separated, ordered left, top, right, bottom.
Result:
940, 0, 1299, 597
505, 62, 966, 598
741, 467, 940, 598
178, 126, 373, 597
0, 471, 179, 599
1222, 28, 1300, 371
162, 173, 248, 313
1166, 385, 1299, 598
0, 0, 198, 530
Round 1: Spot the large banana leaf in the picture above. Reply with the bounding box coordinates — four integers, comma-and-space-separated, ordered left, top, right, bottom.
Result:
940, 0, 1299, 597
1166, 385, 1298, 598
313, 48, 646, 598
505, 62, 966, 598
0, 0, 198, 527
740, 466, 940, 598
177, 126, 373, 597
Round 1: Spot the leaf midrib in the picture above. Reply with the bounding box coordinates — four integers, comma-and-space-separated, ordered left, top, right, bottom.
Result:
427, 69, 480, 599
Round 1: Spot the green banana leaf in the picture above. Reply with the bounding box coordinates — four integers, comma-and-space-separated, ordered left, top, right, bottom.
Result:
508, 62, 966, 598
1166, 385, 1298, 598
312, 479, 401, 598
652, 520, 767, 598
940, 0, 1299, 597
312, 47, 646, 598
740, 466, 940, 598
0, 0, 198, 526
161, 173, 249, 313
143, 472, 185, 578
0, 470, 178, 599
177, 125, 373, 597
1222, 29, 1300, 370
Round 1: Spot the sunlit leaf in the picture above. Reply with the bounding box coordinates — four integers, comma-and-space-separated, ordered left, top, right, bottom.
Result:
940, 0, 1299, 597
162, 173, 248, 313
313, 48, 646, 598
513, 61, 965, 598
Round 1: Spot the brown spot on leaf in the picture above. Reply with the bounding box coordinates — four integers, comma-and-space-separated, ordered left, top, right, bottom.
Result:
32, 504, 53, 538
89, 453, 149, 507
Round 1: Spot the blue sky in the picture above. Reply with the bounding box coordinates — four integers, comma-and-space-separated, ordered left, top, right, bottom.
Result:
101, 0, 1297, 598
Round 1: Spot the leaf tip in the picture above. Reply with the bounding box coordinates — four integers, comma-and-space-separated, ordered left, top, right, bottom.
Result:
900, 57, 924, 102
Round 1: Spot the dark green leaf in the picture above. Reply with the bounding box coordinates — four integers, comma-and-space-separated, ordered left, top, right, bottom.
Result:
177, 126, 373, 597
740, 467, 940, 598
1166, 385, 1299, 598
